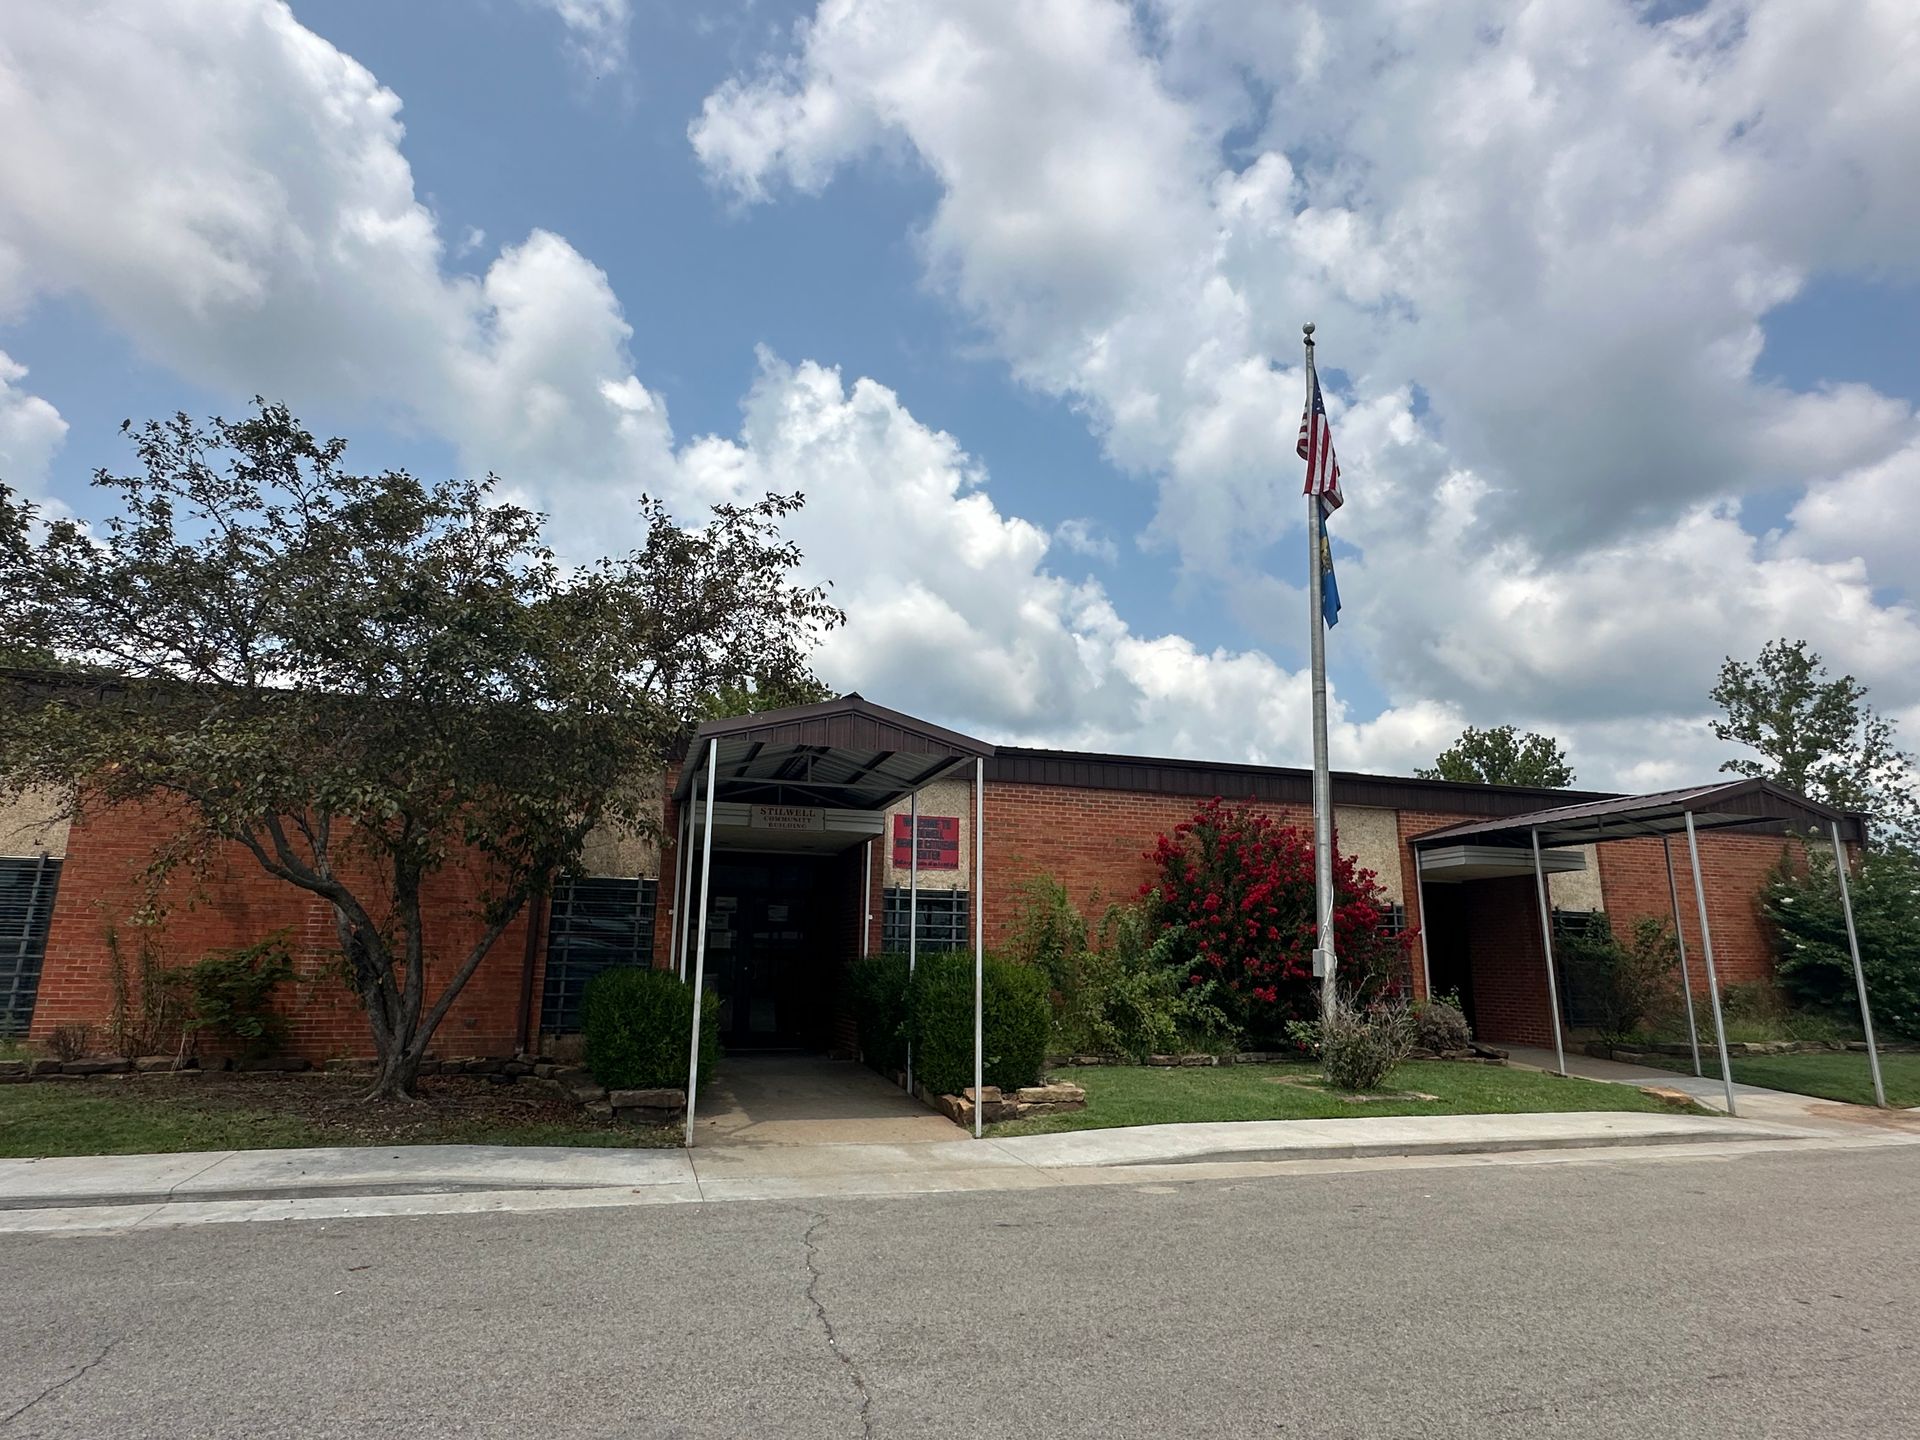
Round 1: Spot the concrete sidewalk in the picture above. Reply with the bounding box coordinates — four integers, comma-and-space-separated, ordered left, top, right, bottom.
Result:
1501, 1044, 1920, 1135
0, 1107, 1875, 1233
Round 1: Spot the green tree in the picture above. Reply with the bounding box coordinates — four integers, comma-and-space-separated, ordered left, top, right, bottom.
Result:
1763, 845, 1920, 1041
1711, 639, 1919, 852
694, 673, 836, 722
0, 403, 842, 1099
1415, 725, 1576, 788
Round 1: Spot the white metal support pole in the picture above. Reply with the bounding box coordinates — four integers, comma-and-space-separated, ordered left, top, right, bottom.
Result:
1661, 834, 1704, 1078
1830, 822, 1888, 1109
1413, 855, 1434, 1001
682, 740, 719, 1148
1303, 324, 1337, 1016
1683, 811, 1738, 1118
672, 794, 694, 981
677, 778, 700, 982
906, 789, 919, 1095
973, 756, 985, 1140
1529, 828, 1568, 1077
861, 839, 873, 959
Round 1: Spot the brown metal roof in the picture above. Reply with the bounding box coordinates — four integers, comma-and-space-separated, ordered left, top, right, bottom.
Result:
672, 694, 994, 807
986, 744, 1617, 818
1407, 777, 1866, 849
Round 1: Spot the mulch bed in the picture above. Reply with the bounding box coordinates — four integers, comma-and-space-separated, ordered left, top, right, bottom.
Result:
105, 1070, 640, 1147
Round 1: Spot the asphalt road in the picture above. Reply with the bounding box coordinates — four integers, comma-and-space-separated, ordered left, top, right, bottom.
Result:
2, 1146, 1917, 1438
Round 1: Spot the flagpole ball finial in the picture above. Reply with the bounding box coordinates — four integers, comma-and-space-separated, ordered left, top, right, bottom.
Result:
1303, 321, 1315, 337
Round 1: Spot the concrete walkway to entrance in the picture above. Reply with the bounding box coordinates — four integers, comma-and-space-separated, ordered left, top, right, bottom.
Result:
693, 1053, 963, 1147
1502, 1043, 1920, 1136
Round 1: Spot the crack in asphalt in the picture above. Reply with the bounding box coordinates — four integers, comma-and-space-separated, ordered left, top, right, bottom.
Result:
801, 1211, 875, 1440
0, 1336, 120, 1430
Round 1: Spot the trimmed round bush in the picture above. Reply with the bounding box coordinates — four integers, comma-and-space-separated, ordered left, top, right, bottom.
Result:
581, 966, 719, 1091
847, 953, 911, 1075
1413, 997, 1472, 1053
906, 952, 1051, 1097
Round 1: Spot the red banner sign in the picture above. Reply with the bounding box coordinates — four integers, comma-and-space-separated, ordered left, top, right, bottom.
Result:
892, 815, 960, 870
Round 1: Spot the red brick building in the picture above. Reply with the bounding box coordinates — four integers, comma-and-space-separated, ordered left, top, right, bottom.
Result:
2, 695, 1851, 1060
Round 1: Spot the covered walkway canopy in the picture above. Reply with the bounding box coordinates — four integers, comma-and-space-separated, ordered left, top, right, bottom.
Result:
1408, 779, 1884, 1113
668, 695, 998, 1146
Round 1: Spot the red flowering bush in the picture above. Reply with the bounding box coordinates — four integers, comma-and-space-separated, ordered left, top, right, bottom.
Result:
1143, 798, 1414, 1042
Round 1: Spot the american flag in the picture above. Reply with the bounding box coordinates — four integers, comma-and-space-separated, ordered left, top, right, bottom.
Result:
1297, 372, 1343, 510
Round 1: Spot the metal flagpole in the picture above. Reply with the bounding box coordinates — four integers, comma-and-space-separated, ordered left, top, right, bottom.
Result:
906, 790, 919, 1095
1528, 828, 1568, 1077
974, 757, 986, 1139
682, 740, 719, 1147
1830, 822, 1887, 1108
1304, 323, 1337, 1015
1660, 834, 1703, 1078
1683, 811, 1738, 1117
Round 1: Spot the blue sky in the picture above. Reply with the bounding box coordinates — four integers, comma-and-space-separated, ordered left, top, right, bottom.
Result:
3, 1, 1918, 786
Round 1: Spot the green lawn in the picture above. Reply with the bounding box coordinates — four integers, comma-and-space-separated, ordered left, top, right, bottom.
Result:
1639, 1050, 1920, 1108
990, 1060, 1698, 1136
0, 1078, 677, 1158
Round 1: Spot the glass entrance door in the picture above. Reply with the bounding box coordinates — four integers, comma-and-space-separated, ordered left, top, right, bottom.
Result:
702, 856, 823, 1049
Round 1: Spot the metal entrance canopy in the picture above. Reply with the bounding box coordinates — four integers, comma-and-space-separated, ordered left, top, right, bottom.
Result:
671, 694, 995, 812
1405, 778, 1884, 1113
1407, 777, 1867, 851
670, 696, 997, 1147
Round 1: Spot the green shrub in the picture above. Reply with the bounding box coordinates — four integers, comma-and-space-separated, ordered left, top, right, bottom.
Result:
1555, 912, 1678, 1038
581, 966, 718, 1091
1006, 877, 1090, 996
1007, 880, 1238, 1059
1412, 993, 1471, 1053
847, 953, 910, 1075
905, 951, 1051, 1096
1294, 999, 1417, 1091
174, 935, 295, 1059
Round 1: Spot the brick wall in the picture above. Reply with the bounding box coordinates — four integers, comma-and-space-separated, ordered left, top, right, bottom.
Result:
32, 795, 541, 1061
1461, 876, 1557, 1046
29, 778, 1800, 1062
1595, 831, 1800, 995
980, 782, 1314, 948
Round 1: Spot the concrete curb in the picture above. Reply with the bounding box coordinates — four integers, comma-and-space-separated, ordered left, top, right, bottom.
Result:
0, 1113, 1834, 1213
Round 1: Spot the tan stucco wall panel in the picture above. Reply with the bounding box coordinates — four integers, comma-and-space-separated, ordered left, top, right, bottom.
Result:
1334, 805, 1403, 905
882, 777, 975, 892
0, 787, 71, 858
577, 783, 664, 878
1547, 844, 1603, 910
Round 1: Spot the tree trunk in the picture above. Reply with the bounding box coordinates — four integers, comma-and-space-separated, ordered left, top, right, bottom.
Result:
362, 1042, 425, 1103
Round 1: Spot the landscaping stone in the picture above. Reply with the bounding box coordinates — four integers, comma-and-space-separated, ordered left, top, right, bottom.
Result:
583, 1100, 614, 1120
1639, 1086, 1695, 1106
1179, 1053, 1215, 1066
608, 1087, 684, 1110
568, 1084, 608, 1105
133, 1055, 178, 1073
1016, 1084, 1082, 1105
533, 1062, 557, 1079
503, 1060, 533, 1077
62, 1058, 131, 1076
1146, 1054, 1180, 1067
29, 1059, 60, 1076
0, 1060, 25, 1077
